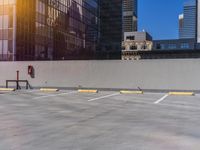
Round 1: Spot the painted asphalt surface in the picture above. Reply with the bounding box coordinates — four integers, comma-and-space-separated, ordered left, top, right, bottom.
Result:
0, 90, 200, 150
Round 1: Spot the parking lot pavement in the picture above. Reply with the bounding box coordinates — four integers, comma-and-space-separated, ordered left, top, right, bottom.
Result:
0, 90, 200, 150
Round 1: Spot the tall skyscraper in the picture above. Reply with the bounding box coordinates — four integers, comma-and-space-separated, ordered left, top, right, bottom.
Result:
179, 0, 196, 39
0, 0, 123, 61
123, 0, 138, 33
197, 0, 200, 43
179, 14, 184, 38
99, 0, 123, 59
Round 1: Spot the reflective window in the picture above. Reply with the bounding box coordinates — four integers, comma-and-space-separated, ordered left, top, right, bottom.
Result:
180, 43, 189, 49
14, 0, 100, 60
2, 40, 8, 54
0, 1, 14, 61
168, 44, 177, 49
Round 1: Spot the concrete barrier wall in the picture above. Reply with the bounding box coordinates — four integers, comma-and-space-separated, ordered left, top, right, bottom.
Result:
0, 59, 199, 91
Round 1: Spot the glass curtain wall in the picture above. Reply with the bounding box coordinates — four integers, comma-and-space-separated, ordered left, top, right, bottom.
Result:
98, 0, 122, 59
0, 0, 16, 61
0, 0, 123, 61
15, 0, 99, 60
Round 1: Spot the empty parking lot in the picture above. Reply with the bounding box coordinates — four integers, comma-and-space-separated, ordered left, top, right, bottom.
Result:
0, 90, 200, 150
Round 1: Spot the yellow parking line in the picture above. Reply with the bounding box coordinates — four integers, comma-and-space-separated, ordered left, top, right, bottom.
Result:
120, 90, 143, 94
78, 89, 98, 93
0, 88, 15, 91
168, 92, 195, 96
40, 88, 59, 92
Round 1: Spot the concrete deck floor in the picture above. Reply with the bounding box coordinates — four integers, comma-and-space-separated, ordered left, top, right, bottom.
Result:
0, 90, 200, 150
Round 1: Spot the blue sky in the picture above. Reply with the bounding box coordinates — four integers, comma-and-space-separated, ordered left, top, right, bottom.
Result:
138, 0, 188, 40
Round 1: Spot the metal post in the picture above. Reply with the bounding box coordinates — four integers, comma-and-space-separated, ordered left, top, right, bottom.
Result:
6, 81, 8, 88
16, 70, 19, 89
26, 81, 28, 89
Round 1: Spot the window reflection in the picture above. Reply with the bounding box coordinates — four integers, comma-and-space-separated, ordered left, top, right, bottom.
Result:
0, 0, 15, 61
0, 0, 100, 61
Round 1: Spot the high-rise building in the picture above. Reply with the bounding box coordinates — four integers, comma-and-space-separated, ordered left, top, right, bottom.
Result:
179, 0, 196, 39
0, 0, 123, 61
123, 0, 137, 33
98, 0, 123, 59
179, 14, 184, 38
0, 0, 100, 61
197, 0, 200, 43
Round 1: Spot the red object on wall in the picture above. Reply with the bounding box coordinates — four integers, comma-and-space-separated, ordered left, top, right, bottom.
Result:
28, 65, 33, 75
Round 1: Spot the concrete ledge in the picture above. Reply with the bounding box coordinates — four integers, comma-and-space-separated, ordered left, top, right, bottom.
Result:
0, 88, 15, 91
120, 90, 143, 94
78, 89, 98, 93
2, 60, 200, 92
40, 88, 59, 92
169, 92, 195, 96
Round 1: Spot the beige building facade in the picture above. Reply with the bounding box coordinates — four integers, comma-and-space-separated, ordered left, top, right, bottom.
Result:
122, 31, 153, 60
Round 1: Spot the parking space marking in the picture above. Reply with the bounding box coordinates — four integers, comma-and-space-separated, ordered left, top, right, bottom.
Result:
32, 91, 77, 100
154, 94, 169, 104
16, 90, 40, 94
88, 93, 120, 102
0, 90, 39, 96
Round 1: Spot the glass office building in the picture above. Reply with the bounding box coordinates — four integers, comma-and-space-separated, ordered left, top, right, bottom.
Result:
0, 0, 100, 61
98, 0, 122, 59
197, 0, 200, 43
153, 39, 196, 50
179, 0, 196, 39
